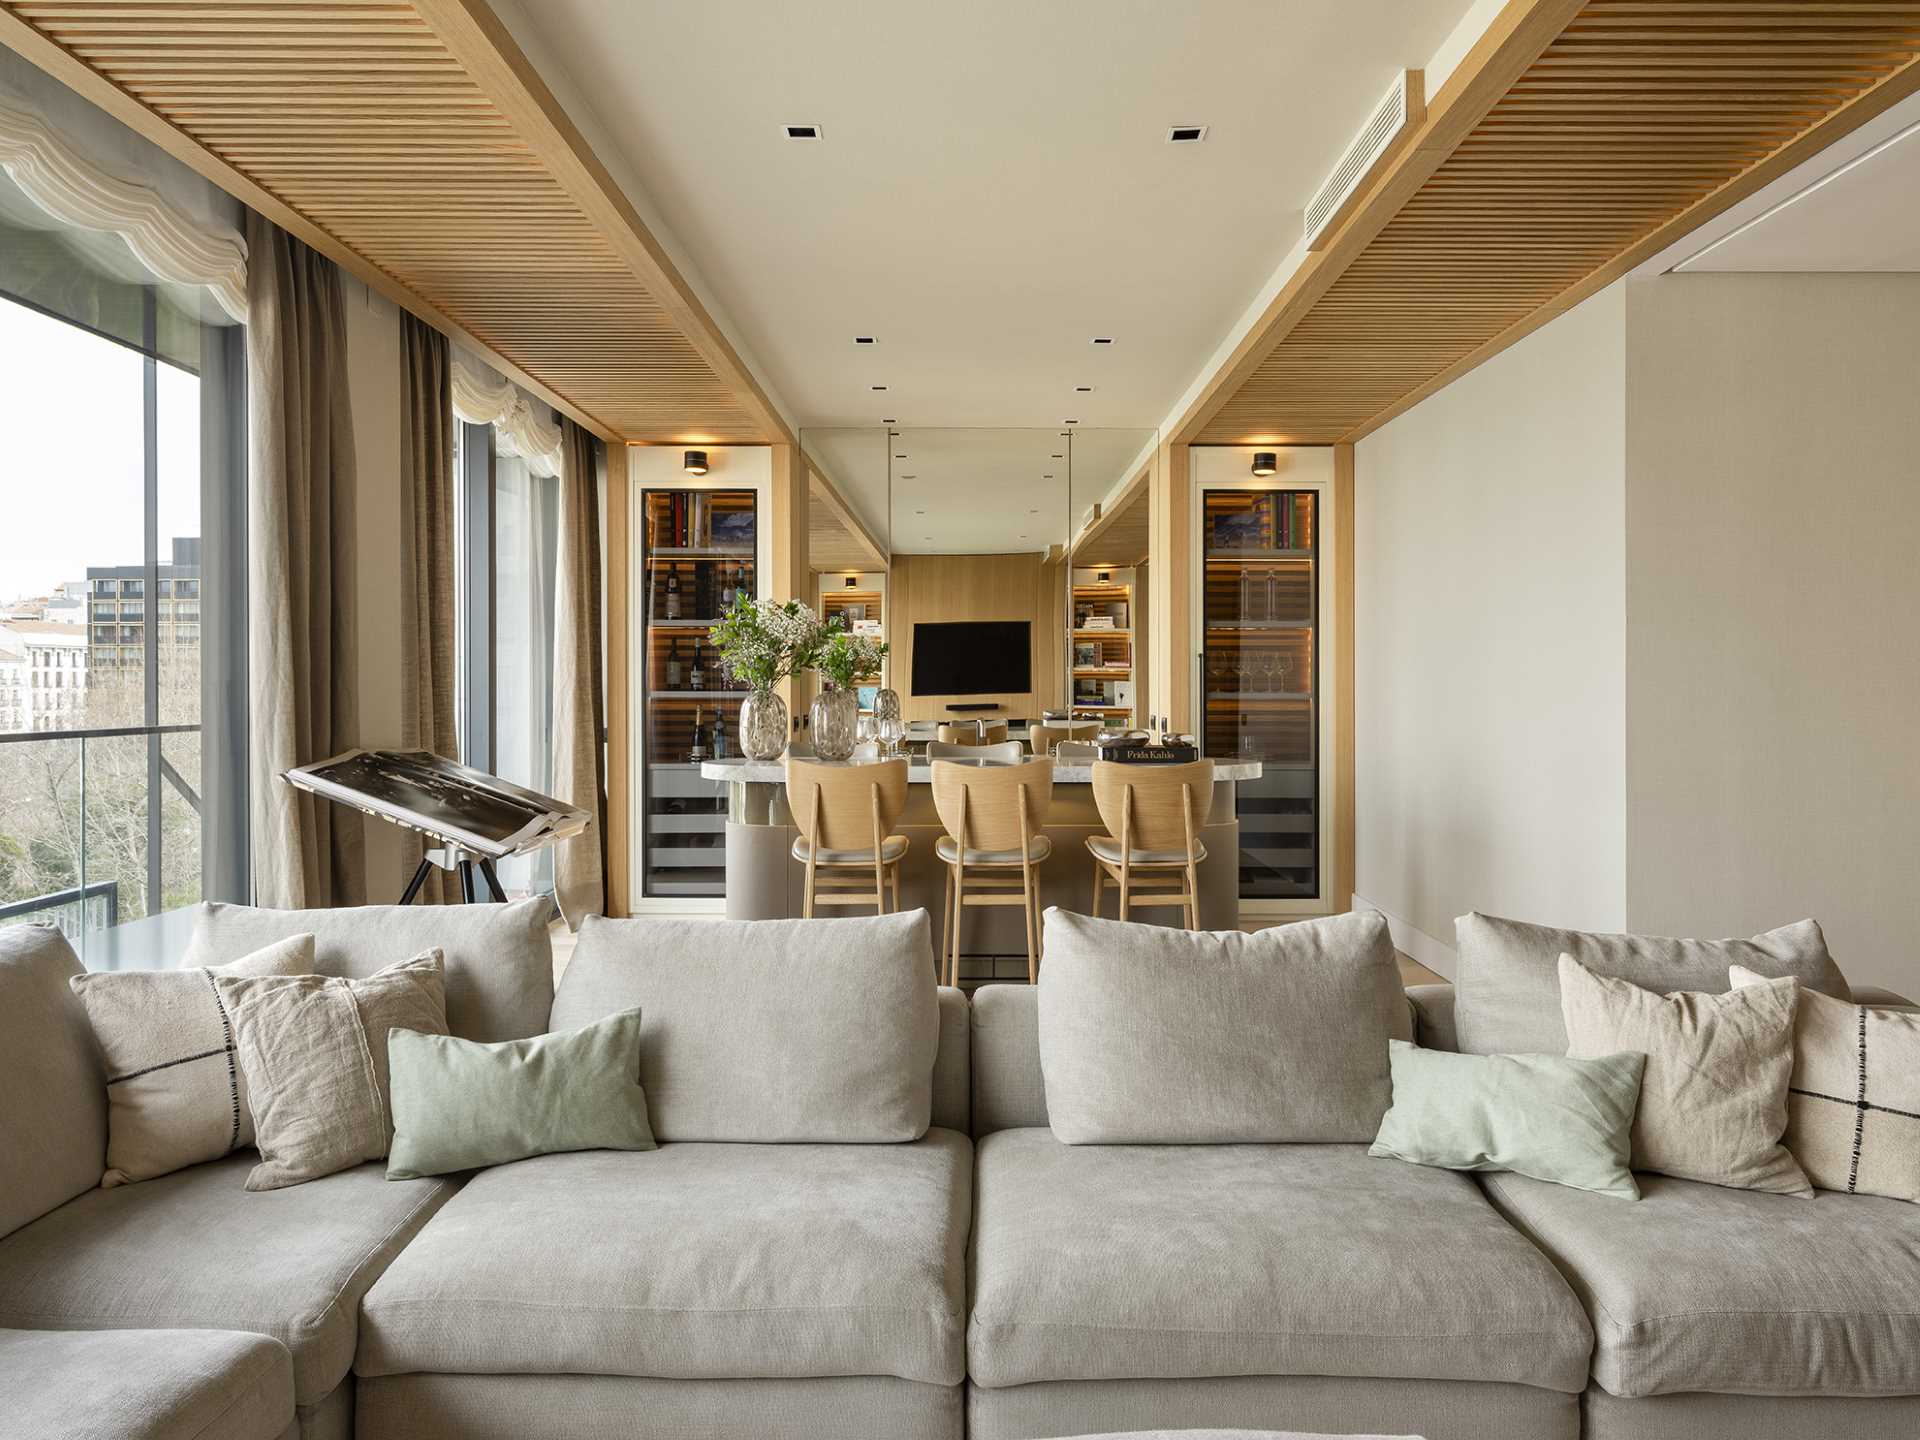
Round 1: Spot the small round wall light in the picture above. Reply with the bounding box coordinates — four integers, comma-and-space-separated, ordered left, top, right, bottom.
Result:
683, 450, 709, 475
1251, 452, 1278, 477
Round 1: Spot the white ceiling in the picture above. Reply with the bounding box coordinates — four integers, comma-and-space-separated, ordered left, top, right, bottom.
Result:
509, 0, 1474, 431
1640, 89, 1920, 276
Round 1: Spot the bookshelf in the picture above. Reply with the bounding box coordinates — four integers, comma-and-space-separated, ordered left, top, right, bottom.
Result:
1201, 489, 1318, 900
1070, 568, 1135, 725
640, 487, 756, 899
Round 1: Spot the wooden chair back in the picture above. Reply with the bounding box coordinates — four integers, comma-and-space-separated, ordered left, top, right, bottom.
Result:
1090, 759, 1214, 856
927, 739, 1026, 762
786, 757, 908, 853
1032, 720, 1100, 755
931, 757, 1054, 855
936, 721, 1010, 746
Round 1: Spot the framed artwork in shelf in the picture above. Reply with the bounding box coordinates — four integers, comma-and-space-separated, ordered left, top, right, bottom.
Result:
709, 509, 757, 548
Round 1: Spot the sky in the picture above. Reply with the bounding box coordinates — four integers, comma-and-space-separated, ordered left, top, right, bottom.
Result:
0, 294, 201, 602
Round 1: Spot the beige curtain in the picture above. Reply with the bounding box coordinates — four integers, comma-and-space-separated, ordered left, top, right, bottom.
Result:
245, 210, 364, 908
398, 313, 460, 904
552, 418, 608, 925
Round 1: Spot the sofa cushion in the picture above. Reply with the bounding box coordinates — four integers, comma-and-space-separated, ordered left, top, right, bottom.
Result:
968, 1127, 1591, 1392
1483, 1169, 1920, 1397
1453, 911, 1847, 1055
358, 1129, 970, 1386
0, 925, 105, 1241
550, 911, 940, 1142
182, 896, 554, 1043
1038, 909, 1409, 1144
0, 1154, 455, 1404
0, 1326, 294, 1440
971, 983, 1049, 1137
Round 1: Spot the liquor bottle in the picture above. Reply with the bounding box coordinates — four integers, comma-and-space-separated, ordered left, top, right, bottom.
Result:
712, 711, 730, 760
664, 570, 682, 621
736, 561, 750, 602
665, 639, 681, 690
719, 565, 735, 613
688, 706, 708, 762
689, 642, 705, 692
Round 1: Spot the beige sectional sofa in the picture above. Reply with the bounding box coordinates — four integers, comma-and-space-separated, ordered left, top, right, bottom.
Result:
5, 908, 1919, 1440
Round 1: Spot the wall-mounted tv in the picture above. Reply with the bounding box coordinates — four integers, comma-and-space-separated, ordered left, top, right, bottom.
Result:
911, 621, 1032, 697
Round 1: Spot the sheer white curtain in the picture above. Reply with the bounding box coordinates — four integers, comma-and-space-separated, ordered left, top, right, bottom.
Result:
491, 452, 558, 896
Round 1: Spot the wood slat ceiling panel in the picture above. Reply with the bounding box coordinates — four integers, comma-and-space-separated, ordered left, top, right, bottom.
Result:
1200, 0, 1920, 444
3, 0, 770, 443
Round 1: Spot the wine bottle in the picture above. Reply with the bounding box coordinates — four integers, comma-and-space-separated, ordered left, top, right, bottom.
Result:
664, 570, 682, 621
665, 640, 681, 690
689, 706, 708, 762
689, 642, 705, 692
719, 566, 735, 613
712, 712, 730, 759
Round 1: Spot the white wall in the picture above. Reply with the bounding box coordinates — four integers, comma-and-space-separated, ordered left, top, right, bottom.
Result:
1353, 282, 1628, 970
1624, 274, 1920, 995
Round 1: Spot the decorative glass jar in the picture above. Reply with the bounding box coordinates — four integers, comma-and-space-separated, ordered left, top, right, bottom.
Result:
809, 684, 860, 761
738, 688, 788, 761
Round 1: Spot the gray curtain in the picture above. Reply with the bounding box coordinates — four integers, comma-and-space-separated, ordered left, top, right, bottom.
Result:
398, 313, 460, 905
245, 210, 364, 908
552, 418, 608, 925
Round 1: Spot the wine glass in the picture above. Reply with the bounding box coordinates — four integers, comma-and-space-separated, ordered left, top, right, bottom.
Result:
879, 716, 906, 757
1276, 655, 1294, 696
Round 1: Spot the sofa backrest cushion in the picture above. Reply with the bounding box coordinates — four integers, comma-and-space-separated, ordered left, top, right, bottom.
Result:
1454, 911, 1849, 1055
972, 983, 1049, 1137
0, 925, 106, 1239
551, 910, 940, 1143
1038, 908, 1410, 1144
931, 986, 969, 1135
183, 896, 554, 1043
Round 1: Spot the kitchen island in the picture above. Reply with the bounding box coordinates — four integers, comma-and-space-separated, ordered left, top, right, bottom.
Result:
698, 756, 1262, 955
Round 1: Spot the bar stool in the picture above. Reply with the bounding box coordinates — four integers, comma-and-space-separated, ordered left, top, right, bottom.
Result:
936, 720, 1009, 746
1032, 720, 1100, 755
785, 757, 910, 918
927, 739, 1026, 762
1087, 759, 1214, 928
931, 757, 1054, 985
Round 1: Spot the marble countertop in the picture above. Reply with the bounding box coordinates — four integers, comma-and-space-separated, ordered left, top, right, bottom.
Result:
700, 757, 1264, 783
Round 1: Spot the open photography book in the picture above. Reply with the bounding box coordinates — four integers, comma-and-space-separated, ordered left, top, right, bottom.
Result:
283, 749, 589, 859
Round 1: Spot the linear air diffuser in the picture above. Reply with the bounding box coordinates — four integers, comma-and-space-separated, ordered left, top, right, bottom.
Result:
1303, 69, 1424, 251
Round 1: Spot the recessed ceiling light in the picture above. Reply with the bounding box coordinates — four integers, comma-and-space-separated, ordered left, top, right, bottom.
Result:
784, 123, 822, 139
854, 335, 875, 344
1167, 124, 1208, 143
895, 453, 907, 459
883, 420, 896, 426
901, 474, 917, 479
1090, 337, 1114, 346
1029, 508, 1039, 514
1063, 419, 1079, 426
1052, 453, 1064, 459
871, 385, 888, 391
1075, 385, 1094, 393
915, 509, 925, 515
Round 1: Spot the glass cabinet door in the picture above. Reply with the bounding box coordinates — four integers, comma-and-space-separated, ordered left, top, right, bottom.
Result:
1200, 489, 1318, 900
640, 488, 756, 898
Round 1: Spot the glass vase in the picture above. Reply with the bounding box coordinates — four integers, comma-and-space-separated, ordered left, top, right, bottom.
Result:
810, 683, 860, 761
738, 688, 788, 761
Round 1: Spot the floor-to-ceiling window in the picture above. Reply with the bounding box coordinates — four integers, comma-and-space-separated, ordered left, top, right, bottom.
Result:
454, 419, 560, 898
0, 277, 245, 962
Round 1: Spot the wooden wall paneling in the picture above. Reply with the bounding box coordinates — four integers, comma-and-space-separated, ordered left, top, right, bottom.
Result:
1037, 547, 1067, 714
1332, 442, 1356, 914
805, 463, 888, 573
1072, 464, 1152, 567
0, 0, 784, 445
1147, 441, 1192, 733
889, 553, 1049, 723
605, 452, 632, 915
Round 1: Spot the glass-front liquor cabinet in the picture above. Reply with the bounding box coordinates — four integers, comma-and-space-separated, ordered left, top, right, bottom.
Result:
1201, 487, 1319, 901
638, 485, 758, 900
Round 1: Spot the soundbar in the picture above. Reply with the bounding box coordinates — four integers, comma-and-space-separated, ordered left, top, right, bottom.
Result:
945, 702, 1002, 713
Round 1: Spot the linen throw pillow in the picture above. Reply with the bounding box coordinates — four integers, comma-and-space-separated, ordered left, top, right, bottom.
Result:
217, 950, 447, 1190
68, 934, 315, 1187
1038, 907, 1409, 1144
1455, 911, 1848, 1055
550, 911, 938, 1143
1559, 955, 1811, 1196
1370, 1040, 1645, 1199
386, 1007, 656, 1179
1730, 964, 1920, 1203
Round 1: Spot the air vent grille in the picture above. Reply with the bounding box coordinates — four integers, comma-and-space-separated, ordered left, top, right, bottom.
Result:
1304, 70, 1421, 250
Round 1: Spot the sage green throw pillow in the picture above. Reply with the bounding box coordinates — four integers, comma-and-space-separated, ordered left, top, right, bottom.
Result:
386, 1007, 656, 1180
1369, 1039, 1645, 1199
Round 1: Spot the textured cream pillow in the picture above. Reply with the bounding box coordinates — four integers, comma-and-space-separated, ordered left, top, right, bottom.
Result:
1559, 955, 1810, 1196
216, 950, 447, 1191
68, 934, 315, 1186
1731, 964, 1920, 1203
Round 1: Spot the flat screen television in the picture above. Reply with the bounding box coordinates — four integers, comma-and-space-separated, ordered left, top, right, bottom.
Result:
911, 620, 1031, 696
